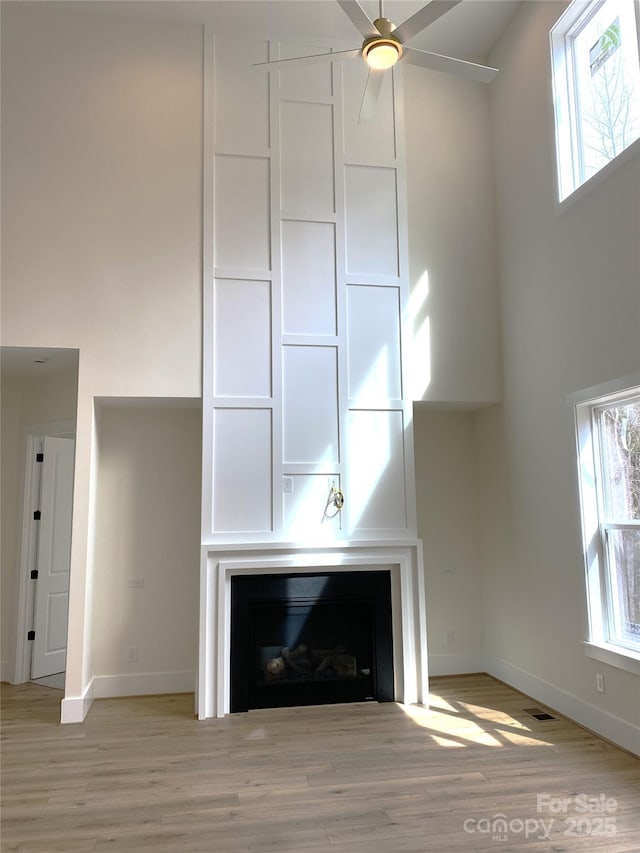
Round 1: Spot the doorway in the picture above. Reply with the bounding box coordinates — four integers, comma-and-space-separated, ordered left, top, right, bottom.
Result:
0, 346, 78, 686
14, 427, 75, 685
31, 435, 74, 680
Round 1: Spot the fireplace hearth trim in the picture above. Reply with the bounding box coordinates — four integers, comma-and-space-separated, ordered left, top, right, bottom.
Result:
198, 543, 427, 719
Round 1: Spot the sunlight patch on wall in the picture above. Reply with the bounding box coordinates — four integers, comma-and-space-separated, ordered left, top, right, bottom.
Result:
406, 270, 431, 401
347, 409, 393, 530
351, 345, 391, 403
284, 470, 342, 541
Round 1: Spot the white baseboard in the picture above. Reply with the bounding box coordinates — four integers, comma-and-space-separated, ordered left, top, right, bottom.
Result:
485, 655, 640, 757
61, 679, 94, 724
428, 653, 485, 676
91, 670, 195, 699
60, 671, 195, 723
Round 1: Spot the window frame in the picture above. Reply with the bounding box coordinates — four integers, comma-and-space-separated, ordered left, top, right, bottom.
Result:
550, 0, 640, 203
573, 375, 640, 675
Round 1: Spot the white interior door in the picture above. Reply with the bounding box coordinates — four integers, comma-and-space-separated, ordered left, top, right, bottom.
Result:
31, 436, 74, 679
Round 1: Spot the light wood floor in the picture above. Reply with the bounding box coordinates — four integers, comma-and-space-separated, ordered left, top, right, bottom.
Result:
1, 674, 638, 852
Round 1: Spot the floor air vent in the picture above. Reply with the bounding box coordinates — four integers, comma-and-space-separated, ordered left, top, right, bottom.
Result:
523, 707, 557, 721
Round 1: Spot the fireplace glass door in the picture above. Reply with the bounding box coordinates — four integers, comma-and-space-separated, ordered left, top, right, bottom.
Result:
231, 572, 393, 712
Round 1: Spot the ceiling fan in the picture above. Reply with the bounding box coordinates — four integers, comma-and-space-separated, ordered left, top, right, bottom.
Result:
254, 0, 499, 122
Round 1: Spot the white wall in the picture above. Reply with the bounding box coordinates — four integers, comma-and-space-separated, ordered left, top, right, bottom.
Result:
1, 4, 203, 698
481, 1, 639, 744
0, 368, 79, 680
404, 31, 501, 678
404, 65, 501, 405
1, 5, 203, 387
414, 407, 484, 674
91, 404, 200, 691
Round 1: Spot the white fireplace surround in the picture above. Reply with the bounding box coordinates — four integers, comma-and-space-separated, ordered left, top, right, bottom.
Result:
198, 541, 428, 719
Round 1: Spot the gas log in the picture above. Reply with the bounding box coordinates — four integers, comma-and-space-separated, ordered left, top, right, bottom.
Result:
264, 643, 357, 682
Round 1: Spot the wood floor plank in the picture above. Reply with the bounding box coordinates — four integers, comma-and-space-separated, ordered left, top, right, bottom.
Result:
2, 675, 638, 852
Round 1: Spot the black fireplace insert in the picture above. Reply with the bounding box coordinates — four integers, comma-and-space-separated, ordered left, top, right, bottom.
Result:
230, 571, 394, 712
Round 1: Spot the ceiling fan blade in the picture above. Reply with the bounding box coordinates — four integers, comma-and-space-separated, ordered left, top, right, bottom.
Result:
393, 1, 462, 44
337, 0, 380, 39
402, 46, 499, 83
358, 69, 385, 123
254, 48, 361, 70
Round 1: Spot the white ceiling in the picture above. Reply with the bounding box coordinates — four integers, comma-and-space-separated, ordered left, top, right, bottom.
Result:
1, 347, 79, 380
51, 0, 522, 61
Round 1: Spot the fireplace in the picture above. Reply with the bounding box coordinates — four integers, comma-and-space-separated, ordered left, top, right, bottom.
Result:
198, 544, 428, 719
230, 571, 394, 712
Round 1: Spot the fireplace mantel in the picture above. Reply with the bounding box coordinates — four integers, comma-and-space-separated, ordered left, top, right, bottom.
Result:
198, 541, 428, 719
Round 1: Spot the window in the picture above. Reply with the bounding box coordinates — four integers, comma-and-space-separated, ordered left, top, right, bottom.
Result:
551, 0, 640, 201
575, 379, 640, 672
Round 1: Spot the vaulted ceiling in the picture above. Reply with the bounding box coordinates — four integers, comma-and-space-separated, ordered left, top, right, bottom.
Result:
45, 0, 522, 62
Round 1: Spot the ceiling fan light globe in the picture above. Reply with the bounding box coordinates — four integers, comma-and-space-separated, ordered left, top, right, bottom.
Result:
363, 40, 401, 70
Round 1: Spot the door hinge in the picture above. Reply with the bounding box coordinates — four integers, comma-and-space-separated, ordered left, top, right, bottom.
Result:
36, 452, 44, 462
33, 510, 41, 521
27, 630, 35, 641
30, 569, 39, 580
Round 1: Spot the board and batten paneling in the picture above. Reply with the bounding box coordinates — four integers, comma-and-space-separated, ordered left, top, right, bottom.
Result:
280, 100, 335, 218
342, 59, 397, 161
212, 408, 272, 533
347, 409, 408, 532
346, 284, 402, 402
282, 345, 340, 465
213, 278, 272, 398
344, 165, 399, 277
204, 34, 415, 544
281, 220, 337, 336
278, 43, 333, 100
214, 154, 271, 271
213, 37, 270, 150
283, 473, 342, 539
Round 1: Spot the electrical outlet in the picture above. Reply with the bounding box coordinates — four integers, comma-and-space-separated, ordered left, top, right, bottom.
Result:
596, 673, 605, 693
444, 629, 455, 646
126, 646, 137, 663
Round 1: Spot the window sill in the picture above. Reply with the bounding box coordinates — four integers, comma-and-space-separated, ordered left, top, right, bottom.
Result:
584, 641, 640, 675
556, 135, 640, 213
